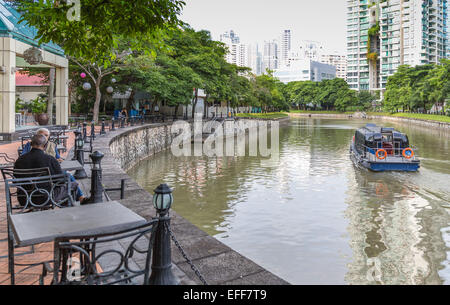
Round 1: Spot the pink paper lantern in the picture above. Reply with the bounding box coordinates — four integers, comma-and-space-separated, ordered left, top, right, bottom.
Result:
80, 72, 86, 78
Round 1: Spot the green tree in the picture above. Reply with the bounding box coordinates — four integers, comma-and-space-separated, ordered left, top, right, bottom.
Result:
10, 0, 185, 64
357, 90, 377, 111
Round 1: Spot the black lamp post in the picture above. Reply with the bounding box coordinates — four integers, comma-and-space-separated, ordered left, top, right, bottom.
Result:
90, 121, 96, 141
88, 151, 104, 204
74, 131, 87, 179
100, 118, 106, 135
82, 122, 87, 141
72, 128, 81, 160
148, 184, 179, 285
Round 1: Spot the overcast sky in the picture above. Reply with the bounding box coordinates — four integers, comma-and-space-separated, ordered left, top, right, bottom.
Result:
180, 0, 347, 53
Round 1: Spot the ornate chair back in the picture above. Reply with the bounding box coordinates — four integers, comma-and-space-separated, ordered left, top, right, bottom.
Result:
3, 168, 74, 214
51, 220, 158, 285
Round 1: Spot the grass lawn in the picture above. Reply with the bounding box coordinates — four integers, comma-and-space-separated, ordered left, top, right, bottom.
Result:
287, 110, 450, 123
367, 112, 450, 123
240, 110, 450, 124
289, 110, 354, 114
236, 112, 289, 119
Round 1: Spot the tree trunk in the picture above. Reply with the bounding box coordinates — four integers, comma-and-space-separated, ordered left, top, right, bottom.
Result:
203, 95, 209, 119
93, 80, 102, 123
103, 94, 109, 113
174, 104, 179, 119
47, 68, 55, 124
192, 88, 198, 119
126, 90, 135, 113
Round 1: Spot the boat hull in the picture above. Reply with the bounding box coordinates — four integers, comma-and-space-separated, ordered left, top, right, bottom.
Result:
350, 144, 420, 172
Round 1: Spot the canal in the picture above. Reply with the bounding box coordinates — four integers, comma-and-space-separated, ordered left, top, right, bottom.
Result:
128, 118, 450, 284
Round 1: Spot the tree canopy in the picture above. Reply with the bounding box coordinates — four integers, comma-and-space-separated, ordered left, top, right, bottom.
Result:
9, 0, 185, 65
383, 60, 450, 113
283, 78, 361, 111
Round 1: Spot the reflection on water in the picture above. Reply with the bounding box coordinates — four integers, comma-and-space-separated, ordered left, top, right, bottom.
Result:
128, 118, 450, 284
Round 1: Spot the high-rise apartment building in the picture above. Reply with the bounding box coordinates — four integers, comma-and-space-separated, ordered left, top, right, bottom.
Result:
220, 30, 240, 44
263, 40, 279, 71
346, 0, 448, 92
280, 30, 292, 67
220, 30, 249, 68
444, 1, 450, 59
298, 40, 325, 61
320, 53, 348, 80
248, 43, 264, 75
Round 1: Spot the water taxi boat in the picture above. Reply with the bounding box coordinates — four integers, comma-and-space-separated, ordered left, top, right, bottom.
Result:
350, 124, 420, 172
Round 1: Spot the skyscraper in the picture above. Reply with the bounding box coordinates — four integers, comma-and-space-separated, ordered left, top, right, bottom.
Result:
298, 40, 324, 61
280, 30, 292, 67
220, 30, 240, 44
248, 43, 264, 75
320, 53, 348, 81
220, 30, 249, 68
346, 0, 448, 92
263, 40, 279, 71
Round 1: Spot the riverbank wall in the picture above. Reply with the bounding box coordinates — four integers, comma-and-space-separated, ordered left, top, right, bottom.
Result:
110, 118, 288, 171
86, 121, 289, 285
288, 112, 450, 133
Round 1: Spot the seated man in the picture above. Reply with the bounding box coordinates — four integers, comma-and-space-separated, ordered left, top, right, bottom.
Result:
21, 128, 63, 161
21, 128, 86, 202
14, 134, 88, 205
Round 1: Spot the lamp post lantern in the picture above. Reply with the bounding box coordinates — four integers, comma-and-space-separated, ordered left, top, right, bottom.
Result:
149, 183, 179, 285
82, 82, 91, 91
152, 184, 173, 215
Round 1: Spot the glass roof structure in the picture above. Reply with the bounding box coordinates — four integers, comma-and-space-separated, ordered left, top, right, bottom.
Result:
0, 0, 65, 57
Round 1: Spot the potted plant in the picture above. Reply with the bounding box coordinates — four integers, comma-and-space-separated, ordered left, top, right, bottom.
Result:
30, 94, 49, 125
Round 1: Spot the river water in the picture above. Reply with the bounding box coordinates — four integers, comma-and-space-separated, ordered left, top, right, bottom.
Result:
128, 118, 450, 284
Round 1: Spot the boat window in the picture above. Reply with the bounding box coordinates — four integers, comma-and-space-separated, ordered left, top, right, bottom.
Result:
382, 134, 392, 142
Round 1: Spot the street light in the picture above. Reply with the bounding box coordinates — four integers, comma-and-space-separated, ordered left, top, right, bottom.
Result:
82, 82, 91, 91
76, 133, 84, 149
149, 183, 179, 285
152, 183, 173, 214
74, 130, 87, 179
88, 151, 104, 204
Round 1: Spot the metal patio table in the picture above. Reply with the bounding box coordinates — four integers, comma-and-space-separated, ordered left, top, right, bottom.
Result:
8, 201, 146, 248
60, 160, 84, 172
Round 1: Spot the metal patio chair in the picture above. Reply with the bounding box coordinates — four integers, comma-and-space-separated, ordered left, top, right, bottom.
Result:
40, 219, 158, 285
3, 170, 75, 284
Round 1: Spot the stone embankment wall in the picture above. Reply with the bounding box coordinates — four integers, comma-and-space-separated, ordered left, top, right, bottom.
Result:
289, 112, 450, 132
110, 118, 287, 171
109, 123, 173, 171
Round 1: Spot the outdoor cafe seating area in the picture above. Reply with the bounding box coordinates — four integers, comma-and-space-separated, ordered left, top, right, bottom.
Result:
0, 119, 179, 285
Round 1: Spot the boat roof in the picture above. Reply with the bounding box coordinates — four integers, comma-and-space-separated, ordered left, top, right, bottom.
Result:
356, 124, 408, 141
357, 124, 400, 134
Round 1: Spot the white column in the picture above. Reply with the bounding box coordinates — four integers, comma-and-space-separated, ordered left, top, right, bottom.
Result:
55, 66, 68, 125
0, 37, 16, 135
